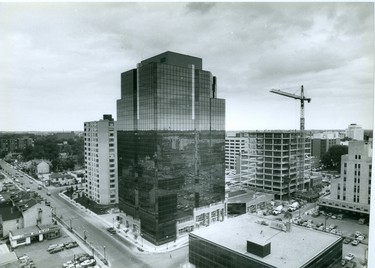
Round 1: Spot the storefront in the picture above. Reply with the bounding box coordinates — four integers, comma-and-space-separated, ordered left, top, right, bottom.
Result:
9, 224, 61, 248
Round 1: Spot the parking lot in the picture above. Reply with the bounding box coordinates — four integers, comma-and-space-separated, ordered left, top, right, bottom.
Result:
265, 204, 369, 267
14, 230, 86, 268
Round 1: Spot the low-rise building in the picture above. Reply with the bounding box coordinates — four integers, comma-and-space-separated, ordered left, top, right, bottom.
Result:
227, 190, 274, 215
189, 214, 343, 268
0, 191, 53, 239
49, 173, 76, 186
9, 224, 61, 248
0, 244, 18, 267
36, 161, 50, 174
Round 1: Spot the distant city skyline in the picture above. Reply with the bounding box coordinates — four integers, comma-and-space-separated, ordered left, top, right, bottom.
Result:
0, 2, 373, 131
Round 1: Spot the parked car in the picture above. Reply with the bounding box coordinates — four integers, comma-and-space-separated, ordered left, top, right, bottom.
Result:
351, 240, 359, 246
81, 259, 96, 267
47, 244, 58, 252
356, 235, 365, 241
354, 231, 363, 237
344, 253, 355, 261
64, 241, 78, 249
329, 224, 336, 230
345, 261, 357, 268
343, 238, 352, 244
50, 245, 64, 254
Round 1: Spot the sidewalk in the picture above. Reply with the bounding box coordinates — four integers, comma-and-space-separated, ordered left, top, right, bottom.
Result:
59, 192, 189, 255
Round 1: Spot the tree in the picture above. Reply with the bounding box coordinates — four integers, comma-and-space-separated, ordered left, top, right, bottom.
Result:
321, 145, 348, 171
284, 210, 293, 220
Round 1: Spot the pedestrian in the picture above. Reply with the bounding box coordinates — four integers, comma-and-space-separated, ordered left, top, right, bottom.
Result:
170, 254, 172, 259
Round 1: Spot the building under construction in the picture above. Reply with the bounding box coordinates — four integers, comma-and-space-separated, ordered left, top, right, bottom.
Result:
239, 130, 311, 200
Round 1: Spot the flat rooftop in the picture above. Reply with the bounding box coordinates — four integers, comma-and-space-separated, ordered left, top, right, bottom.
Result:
228, 191, 274, 204
191, 214, 342, 268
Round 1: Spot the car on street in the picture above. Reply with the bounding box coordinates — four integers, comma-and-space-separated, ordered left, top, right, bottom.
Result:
47, 192, 51, 196
344, 253, 355, 261
37, 185, 42, 190
106, 227, 116, 234
341, 259, 347, 266
343, 237, 352, 244
351, 240, 359, 246
329, 224, 336, 229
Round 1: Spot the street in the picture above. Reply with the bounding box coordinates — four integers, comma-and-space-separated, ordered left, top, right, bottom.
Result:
1, 166, 189, 268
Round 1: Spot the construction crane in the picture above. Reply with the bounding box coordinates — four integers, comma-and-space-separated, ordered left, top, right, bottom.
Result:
270, 85, 311, 192
270, 86, 311, 131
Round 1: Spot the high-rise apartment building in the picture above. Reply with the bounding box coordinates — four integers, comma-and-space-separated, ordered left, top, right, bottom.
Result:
240, 131, 311, 199
319, 141, 372, 216
346, 123, 364, 141
84, 115, 118, 205
225, 134, 248, 172
116, 51, 226, 245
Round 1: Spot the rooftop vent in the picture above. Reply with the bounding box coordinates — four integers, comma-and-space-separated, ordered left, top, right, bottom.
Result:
247, 240, 271, 258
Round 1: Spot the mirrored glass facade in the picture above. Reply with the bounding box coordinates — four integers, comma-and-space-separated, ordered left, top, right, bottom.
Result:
117, 52, 225, 245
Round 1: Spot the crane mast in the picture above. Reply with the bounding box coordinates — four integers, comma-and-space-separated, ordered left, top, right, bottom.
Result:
270, 86, 311, 193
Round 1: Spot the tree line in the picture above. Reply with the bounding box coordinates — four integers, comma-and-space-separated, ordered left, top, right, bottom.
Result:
22, 135, 84, 172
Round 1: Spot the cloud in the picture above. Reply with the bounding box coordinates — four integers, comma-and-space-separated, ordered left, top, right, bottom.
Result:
185, 2, 216, 14
0, 2, 373, 131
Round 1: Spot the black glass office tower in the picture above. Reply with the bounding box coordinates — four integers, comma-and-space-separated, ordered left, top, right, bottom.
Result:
117, 51, 225, 245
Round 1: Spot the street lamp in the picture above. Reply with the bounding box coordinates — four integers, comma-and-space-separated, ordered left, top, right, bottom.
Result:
141, 234, 143, 247
166, 236, 169, 250
103, 245, 106, 260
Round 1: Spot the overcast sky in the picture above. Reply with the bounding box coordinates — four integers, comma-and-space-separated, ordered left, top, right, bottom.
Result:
0, 2, 373, 132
